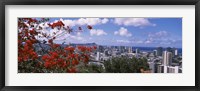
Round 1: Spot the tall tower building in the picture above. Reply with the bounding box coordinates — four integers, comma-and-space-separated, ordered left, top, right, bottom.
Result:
175, 49, 178, 56
167, 66, 179, 73
167, 52, 172, 66
153, 50, 157, 56
135, 48, 140, 58
156, 47, 163, 56
96, 52, 100, 61
128, 46, 133, 53
162, 51, 172, 66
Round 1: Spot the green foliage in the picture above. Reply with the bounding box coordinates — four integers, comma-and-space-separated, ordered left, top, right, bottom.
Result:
77, 63, 105, 73
18, 61, 44, 73
104, 56, 149, 73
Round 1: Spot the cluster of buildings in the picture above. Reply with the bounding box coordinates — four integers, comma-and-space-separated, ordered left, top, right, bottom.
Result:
153, 47, 182, 73
89, 44, 182, 73
35, 42, 182, 73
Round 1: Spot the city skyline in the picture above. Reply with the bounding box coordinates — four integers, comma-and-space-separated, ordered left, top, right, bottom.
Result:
35, 18, 182, 48
18, 18, 182, 73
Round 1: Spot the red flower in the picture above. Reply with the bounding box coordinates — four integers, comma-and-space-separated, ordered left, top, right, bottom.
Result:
62, 62, 67, 68
52, 44, 60, 48
77, 46, 87, 52
48, 21, 64, 29
87, 47, 92, 52
44, 61, 51, 68
67, 67, 76, 73
48, 39, 53, 44
72, 60, 79, 65
28, 18, 37, 24
52, 61, 57, 66
31, 51, 38, 60
23, 56, 28, 61
26, 39, 32, 46
57, 58, 63, 64
83, 54, 89, 63
93, 46, 97, 50
42, 55, 49, 61
67, 61, 70, 66
18, 57, 23, 62
65, 46, 75, 53
87, 25, 92, 30
50, 52, 59, 59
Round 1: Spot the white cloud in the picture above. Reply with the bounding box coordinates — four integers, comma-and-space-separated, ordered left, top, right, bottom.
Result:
102, 18, 109, 24
77, 32, 81, 36
135, 40, 143, 44
60, 18, 109, 27
145, 40, 152, 44
148, 31, 168, 37
90, 29, 107, 36
114, 18, 156, 27
116, 40, 131, 43
55, 33, 85, 42
114, 27, 132, 37
62, 19, 76, 27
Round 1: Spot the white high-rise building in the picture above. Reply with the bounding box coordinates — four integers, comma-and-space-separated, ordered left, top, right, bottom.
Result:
157, 65, 163, 73
128, 46, 133, 53
135, 48, 140, 58
167, 66, 179, 73
163, 51, 172, 66
157, 65, 168, 73
96, 52, 100, 61
175, 49, 178, 56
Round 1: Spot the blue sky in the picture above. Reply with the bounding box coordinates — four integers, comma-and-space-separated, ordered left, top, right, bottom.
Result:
43, 18, 182, 48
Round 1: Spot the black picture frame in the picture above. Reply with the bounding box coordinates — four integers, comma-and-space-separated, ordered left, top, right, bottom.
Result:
0, 0, 199, 91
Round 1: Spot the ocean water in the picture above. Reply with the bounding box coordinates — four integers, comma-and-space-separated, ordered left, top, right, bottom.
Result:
133, 47, 182, 54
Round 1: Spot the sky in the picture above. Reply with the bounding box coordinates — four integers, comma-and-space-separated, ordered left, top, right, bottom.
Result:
36, 18, 182, 48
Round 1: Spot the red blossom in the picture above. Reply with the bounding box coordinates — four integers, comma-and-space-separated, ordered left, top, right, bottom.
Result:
42, 55, 49, 61
93, 46, 97, 50
72, 60, 79, 65
48, 39, 53, 44
44, 61, 51, 68
50, 52, 59, 59
18, 18, 94, 73
48, 21, 65, 29
65, 46, 75, 53
87, 25, 92, 30
67, 67, 76, 73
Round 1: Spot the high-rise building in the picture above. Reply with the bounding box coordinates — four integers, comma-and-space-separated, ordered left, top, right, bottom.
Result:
157, 65, 168, 73
157, 47, 163, 56
135, 48, 140, 58
167, 52, 172, 65
166, 47, 172, 52
162, 51, 172, 66
128, 46, 133, 53
136, 48, 140, 54
179, 68, 182, 73
175, 49, 178, 56
153, 50, 157, 56
96, 52, 100, 61
98, 45, 104, 53
148, 62, 155, 73
104, 49, 110, 56
167, 66, 179, 73
119, 46, 126, 53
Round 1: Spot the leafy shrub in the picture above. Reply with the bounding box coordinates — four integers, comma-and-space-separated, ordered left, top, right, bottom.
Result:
104, 56, 149, 73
